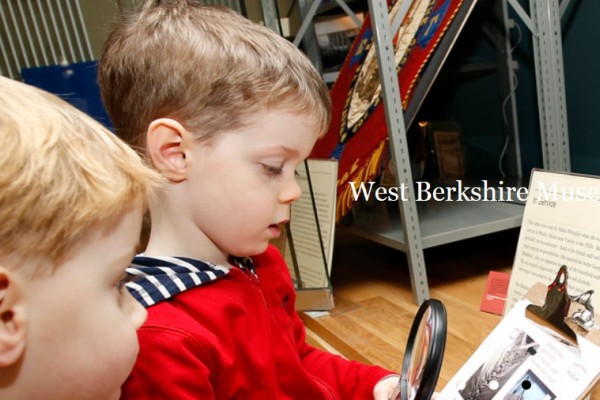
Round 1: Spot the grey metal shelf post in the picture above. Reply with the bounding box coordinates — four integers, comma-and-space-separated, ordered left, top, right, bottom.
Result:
367, 0, 428, 304
507, 0, 571, 172
532, 0, 570, 171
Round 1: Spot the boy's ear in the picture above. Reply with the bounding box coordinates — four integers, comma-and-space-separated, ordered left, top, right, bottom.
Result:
0, 267, 26, 367
147, 118, 190, 182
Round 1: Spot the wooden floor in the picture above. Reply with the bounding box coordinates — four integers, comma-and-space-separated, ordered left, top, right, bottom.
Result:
301, 227, 600, 397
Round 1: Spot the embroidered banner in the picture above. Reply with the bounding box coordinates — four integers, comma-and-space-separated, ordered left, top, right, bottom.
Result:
311, 0, 464, 220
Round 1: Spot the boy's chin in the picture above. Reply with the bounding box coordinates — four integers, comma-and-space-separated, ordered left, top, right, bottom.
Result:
252, 242, 270, 255
231, 242, 269, 258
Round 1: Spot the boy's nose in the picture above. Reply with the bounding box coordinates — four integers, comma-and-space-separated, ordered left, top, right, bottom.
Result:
279, 178, 302, 204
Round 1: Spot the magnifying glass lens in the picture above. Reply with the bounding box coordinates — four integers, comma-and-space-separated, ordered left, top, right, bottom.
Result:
399, 299, 447, 400
407, 308, 434, 399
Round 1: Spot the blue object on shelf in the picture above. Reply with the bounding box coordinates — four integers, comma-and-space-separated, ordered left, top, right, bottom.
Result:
21, 61, 113, 130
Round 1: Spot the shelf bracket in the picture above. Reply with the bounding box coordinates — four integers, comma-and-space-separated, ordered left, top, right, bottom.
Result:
559, 0, 572, 18
294, 0, 363, 48
293, 0, 321, 47
332, 0, 363, 27
506, 0, 537, 36
260, 0, 282, 35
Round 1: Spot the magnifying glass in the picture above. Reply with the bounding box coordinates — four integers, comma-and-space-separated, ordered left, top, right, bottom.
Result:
390, 298, 447, 400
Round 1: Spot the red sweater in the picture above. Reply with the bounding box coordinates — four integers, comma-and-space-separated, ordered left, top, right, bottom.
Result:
121, 245, 394, 399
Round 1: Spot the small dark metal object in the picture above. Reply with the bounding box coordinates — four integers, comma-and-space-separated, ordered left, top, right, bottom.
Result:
526, 265, 578, 343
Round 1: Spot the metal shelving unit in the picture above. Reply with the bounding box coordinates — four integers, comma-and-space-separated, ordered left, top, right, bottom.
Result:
264, 0, 572, 306
351, 0, 572, 304
510, 0, 571, 171
347, 198, 525, 252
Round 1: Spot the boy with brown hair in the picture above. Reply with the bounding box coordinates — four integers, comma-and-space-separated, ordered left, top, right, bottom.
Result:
0, 76, 162, 400
98, 1, 400, 398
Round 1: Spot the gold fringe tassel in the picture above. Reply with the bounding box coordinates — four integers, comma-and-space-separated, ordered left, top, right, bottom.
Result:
336, 139, 387, 221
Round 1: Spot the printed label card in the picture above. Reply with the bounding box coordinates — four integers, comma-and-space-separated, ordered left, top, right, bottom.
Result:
480, 271, 511, 316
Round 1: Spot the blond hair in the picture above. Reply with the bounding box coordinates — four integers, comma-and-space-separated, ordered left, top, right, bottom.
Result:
98, 1, 331, 151
0, 77, 163, 267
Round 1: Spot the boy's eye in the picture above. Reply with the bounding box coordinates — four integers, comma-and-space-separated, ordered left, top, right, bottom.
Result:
262, 163, 284, 175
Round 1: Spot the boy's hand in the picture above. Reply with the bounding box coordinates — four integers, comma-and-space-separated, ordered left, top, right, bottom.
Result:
373, 376, 440, 400
373, 375, 400, 400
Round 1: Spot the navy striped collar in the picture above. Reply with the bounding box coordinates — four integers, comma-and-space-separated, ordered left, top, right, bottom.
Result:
125, 255, 255, 307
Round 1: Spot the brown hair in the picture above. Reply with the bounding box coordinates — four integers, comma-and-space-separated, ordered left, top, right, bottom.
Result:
98, 1, 331, 153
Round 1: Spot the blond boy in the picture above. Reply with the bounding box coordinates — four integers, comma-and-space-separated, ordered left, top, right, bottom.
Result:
0, 76, 161, 400
99, 2, 400, 398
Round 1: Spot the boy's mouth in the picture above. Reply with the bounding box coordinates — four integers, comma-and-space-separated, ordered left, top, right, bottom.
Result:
269, 224, 281, 238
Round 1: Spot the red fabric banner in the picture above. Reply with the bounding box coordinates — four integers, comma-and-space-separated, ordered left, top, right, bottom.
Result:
311, 0, 465, 220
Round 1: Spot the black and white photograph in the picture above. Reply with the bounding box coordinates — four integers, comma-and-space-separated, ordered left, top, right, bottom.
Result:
458, 330, 539, 400
503, 369, 556, 400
